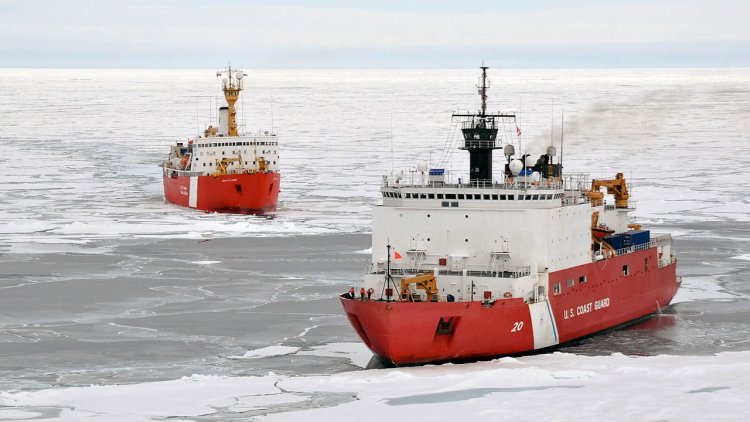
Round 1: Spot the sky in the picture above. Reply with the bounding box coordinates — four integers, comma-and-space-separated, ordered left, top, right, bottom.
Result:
1, 0, 748, 68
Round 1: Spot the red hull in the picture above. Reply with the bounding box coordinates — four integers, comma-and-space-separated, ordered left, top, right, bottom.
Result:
163, 172, 280, 214
341, 248, 679, 365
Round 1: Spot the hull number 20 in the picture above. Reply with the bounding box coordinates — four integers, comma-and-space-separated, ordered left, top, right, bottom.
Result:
511, 321, 524, 332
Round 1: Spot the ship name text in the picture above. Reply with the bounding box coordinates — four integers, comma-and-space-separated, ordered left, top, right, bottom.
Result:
563, 298, 610, 319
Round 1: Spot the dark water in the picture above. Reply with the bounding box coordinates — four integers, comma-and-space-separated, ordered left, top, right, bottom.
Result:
0, 69, 749, 419
559, 221, 750, 356
1, 219, 749, 392
0, 234, 370, 391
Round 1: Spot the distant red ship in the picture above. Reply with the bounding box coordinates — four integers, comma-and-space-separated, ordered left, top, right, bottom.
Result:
161, 65, 280, 214
340, 66, 680, 365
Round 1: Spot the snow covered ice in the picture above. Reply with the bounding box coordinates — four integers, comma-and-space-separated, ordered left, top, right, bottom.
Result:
1, 68, 749, 420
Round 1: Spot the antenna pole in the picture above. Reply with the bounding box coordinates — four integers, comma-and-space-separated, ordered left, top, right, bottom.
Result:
390, 113, 394, 174
550, 100, 554, 148
560, 108, 564, 175
478, 66, 488, 117
385, 243, 394, 300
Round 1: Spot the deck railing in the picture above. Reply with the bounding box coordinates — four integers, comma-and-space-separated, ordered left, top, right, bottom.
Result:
614, 233, 672, 256
368, 265, 531, 279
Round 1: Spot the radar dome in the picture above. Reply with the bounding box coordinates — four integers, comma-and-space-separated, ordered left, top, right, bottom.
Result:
236, 70, 244, 80
503, 144, 515, 157
509, 159, 523, 175
222, 77, 228, 85
524, 155, 535, 168
546, 146, 557, 156
417, 161, 428, 172
530, 171, 541, 182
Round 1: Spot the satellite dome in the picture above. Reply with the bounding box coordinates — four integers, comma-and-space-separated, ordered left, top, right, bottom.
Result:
504, 144, 515, 157
546, 146, 557, 156
530, 171, 541, 182
524, 155, 535, 168
236, 70, 244, 80
509, 159, 523, 175
417, 161, 428, 172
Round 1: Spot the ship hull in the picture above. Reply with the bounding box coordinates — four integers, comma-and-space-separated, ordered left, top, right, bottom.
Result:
341, 248, 679, 365
163, 172, 280, 214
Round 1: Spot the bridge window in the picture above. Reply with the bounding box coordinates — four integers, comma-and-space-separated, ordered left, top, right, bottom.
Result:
500, 194, 506, 200
492, 194, 498, 200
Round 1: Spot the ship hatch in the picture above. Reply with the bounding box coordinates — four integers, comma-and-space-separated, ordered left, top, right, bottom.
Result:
435, 317, 457, 335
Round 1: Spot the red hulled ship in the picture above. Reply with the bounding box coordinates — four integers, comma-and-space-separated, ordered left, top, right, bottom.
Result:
340, 66, 680, 365
161, 65, 280, 214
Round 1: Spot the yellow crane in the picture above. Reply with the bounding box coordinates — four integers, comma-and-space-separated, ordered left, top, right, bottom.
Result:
212, 157, 243, 177
400, 273, 439, 302
587, 172, 629, 208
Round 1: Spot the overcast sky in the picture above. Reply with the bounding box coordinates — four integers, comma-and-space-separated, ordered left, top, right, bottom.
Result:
1, 0, 748, 68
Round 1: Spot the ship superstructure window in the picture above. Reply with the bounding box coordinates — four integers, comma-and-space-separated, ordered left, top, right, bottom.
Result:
553, 282, 561, 295
458, 194, 465, 200
437, 194, 444, 199
492, 194, 498, 200
474, 194, 481, 199
623, 265, 630, 276
500, 194, 506, 200
441, 201, 449, 207
446, 194, 456, 199
451, 202, 458, 207
428, 194, 435, 199
579, 276, 587, 284
484, 194, 491, 200
566, 279, 574, 287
